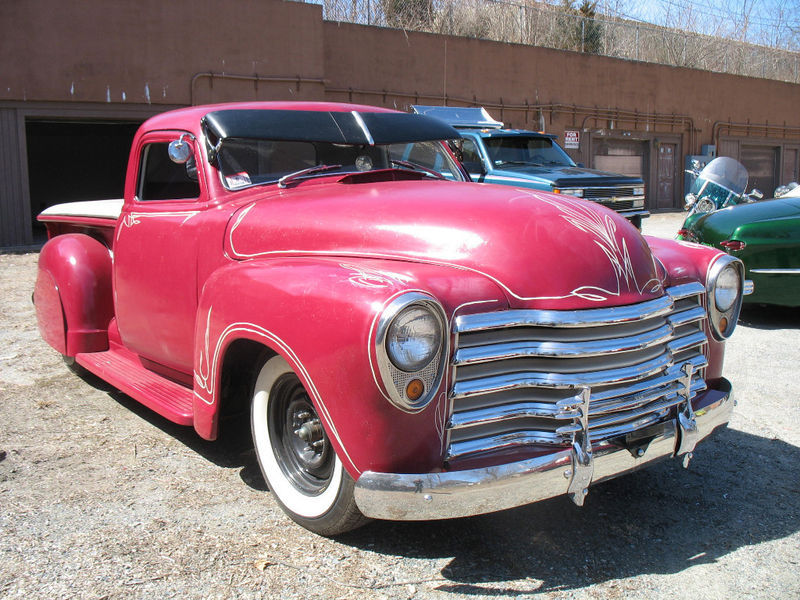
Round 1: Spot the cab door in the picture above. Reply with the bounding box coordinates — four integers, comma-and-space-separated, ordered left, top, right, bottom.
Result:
113, 131, 208, 374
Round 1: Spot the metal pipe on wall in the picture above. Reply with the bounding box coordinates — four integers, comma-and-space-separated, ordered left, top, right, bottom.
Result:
190, 73, 328, 106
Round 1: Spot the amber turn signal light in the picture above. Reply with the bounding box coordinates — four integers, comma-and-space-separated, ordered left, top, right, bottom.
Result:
406, 379, 425, 402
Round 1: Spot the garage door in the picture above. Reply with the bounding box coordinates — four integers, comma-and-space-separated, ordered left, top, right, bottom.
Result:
592, 138, 658, 209
26, 120, 140, 238
740, 145, 777, 198
593, 140, 646, 178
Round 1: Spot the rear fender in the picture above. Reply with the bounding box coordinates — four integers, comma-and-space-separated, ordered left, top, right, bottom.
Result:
191, 257, 505, 478
34, 234, 114, 356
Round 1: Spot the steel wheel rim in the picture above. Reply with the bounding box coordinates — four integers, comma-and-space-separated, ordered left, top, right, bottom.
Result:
267, 374, 333, 496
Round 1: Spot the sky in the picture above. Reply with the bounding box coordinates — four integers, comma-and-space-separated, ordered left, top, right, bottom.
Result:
602, 0, 800, 49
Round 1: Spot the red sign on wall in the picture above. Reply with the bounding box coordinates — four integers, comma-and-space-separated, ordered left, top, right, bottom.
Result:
564, 130, 580, 149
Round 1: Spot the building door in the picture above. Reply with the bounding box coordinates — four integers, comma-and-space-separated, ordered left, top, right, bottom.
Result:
656, 143, 677, 209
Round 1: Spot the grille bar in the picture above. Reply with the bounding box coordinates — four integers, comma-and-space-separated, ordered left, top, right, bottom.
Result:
449, 368, 706, 431
454, 294, 673, 333
452, 351, 673, 399
454, 322, 673, 365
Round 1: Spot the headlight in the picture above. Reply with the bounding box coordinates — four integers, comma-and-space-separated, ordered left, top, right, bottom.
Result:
386, 306, 442, 371
696, 197, 716, 213
554, 188, 584, 197
706, 255, 744, 341
714, 265, 740, 311
375, 293, 447, 412
633, 186, 645, 196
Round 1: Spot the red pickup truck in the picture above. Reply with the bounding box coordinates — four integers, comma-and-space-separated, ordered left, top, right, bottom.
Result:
34, 101, 743, 535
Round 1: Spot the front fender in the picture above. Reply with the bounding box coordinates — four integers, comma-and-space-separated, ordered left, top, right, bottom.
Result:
192, 256, 506, 478
645, 235, 735, 380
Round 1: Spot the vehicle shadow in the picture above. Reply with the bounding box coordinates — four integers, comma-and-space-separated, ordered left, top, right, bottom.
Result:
78, 373, 269, 491
739, 304, 800, 329
337, 427, 799, 593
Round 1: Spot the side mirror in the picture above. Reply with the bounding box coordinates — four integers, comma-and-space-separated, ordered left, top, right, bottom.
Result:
168, 134, 195, 164
576, 162, 585, 168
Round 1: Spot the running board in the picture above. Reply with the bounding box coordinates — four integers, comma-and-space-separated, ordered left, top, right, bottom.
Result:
75, 346, 194, 426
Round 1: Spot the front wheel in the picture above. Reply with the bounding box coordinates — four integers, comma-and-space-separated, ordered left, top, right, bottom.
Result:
250, 355, 368, 535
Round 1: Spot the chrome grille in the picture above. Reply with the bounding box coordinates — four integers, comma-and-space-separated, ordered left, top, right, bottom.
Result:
447, 283, 708, 462
582, 186, 639, 200
598, 199, 634, 210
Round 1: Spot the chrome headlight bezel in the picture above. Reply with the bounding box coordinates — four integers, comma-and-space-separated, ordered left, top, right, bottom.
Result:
706, 255, 744, 341
375, 292, 448, 413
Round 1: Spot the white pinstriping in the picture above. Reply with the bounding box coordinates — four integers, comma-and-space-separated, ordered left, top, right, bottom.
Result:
226, 191, 663, 303
193, 310, 358, 474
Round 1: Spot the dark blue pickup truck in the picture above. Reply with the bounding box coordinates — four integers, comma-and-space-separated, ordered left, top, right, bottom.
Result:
413, 105, 649, 228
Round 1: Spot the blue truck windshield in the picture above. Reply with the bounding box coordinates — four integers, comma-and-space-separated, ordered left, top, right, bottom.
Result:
483, 136, 575, 168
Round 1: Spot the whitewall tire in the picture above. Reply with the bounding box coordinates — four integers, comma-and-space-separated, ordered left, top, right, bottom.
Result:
250, 355, 367, 535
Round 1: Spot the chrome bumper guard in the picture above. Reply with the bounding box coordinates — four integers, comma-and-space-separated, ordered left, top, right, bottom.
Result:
353, 379, 732, 521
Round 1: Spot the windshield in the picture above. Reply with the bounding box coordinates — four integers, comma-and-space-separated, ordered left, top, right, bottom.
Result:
482, 135, 575, 168
691, 157, 748, 197
216, 139, 464, 190
689, 157, 748, 207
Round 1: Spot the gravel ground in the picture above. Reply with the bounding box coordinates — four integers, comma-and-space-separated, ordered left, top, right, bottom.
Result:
1, 212, 798, 599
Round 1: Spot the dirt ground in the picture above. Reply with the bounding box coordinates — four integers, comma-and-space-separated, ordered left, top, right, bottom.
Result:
1, 213, 798, 599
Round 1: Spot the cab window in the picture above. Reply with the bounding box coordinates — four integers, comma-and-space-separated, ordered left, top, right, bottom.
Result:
138, 142, 200, 201
460, 139, 484, 173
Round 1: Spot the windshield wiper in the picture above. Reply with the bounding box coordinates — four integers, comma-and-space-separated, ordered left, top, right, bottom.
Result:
390, 159, 446, 180
278, 164, 343, 188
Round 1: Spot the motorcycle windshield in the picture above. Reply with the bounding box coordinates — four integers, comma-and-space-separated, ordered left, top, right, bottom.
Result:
691, 157, 748, 197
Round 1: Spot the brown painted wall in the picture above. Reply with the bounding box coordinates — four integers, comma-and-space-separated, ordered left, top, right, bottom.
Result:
1, 0, 799, 246
0, 0, 326, 105
322, 22, 800, 153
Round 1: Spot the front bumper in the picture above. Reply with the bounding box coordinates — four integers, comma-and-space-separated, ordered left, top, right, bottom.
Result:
354, 379, 732, 521
617, 209, 650, 219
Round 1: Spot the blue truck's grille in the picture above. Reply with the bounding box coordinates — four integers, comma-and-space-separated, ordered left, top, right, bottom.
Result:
582, 186, 639, 200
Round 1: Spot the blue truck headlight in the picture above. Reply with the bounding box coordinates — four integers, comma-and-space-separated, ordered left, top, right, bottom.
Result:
554, 188, 584, 197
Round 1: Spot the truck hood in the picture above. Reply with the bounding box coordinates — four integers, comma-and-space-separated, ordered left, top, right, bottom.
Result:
490, 165, 644, 187
225, 178, 663, 309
